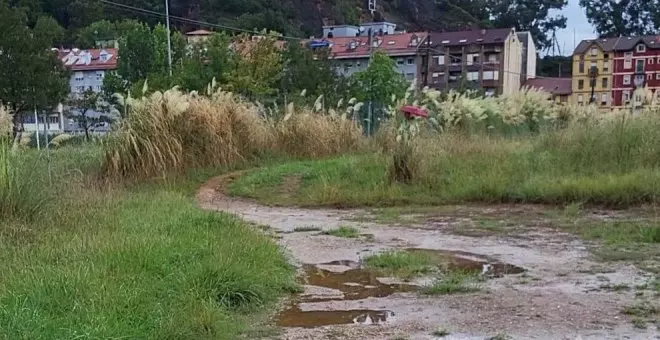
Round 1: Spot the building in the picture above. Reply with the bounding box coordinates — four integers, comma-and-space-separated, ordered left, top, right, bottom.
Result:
322, 22, 397, 39
517, 32, 537, 80
311, 32, 429, 82
525, 78, 572, 103
186, 29, 213, 44
611, 36, 660, 108
426, 28, 523, 96
572, 35, 660, 109
571, 38, 616, 107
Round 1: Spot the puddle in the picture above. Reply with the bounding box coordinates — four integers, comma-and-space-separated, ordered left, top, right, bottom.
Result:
405, 248, 526, 277
277, 307, 394, 328
276, 252, 524, 328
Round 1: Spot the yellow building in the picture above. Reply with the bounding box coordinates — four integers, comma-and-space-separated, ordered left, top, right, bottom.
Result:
571, 38, 617, 108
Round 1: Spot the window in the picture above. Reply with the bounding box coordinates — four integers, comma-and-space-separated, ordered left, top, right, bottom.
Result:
603, 61, 610, 72
636, 59, 645, 72
657, 73, 660, 80
431, 72, 444, 83
604, 53, 610, 60
405, 73, 415, 80
590, 48, 598, 56
623, 75, 631, 85
579, 61, 585, 73
345, 63, 353, 68
624, 52, 633, 69
96, 71, 104, 80
407, 58, 414, 65
590, 61, 597, 70
636, 44, 646, 53
76, 86, 85, 92
47, 116, 60, 124
635, 74, 645, 86
650, 58, 655, 65
467, 71, 479, 81
466, 53, 479, 66
578, 79, 585, 90
74, 72, 84, 81
623, 91, 631, 103
577, 94, 584, 104
396, 58, 404, 65
450, 56, 461, 66
657, 57, 660, 64
95, 85, 102, 91
648, 73, 653, 80
600, 93, 608, 106
435, 55, 445, 65
602, 77, 608, 88
487, 54, 498, 63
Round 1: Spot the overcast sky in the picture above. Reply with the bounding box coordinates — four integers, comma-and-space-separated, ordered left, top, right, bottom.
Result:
549, 0, 596, 55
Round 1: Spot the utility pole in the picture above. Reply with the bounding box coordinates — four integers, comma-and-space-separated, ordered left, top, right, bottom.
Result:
33, 106, 40, 150
165, 0, 173, 76
367, 28, 373, 136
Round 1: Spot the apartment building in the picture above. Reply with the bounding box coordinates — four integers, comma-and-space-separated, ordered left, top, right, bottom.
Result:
425, 28, 523, 96
310, 32, 429, 82
571, 38, 616, 107
517, 32, 537, 81
611, 36, 660, 107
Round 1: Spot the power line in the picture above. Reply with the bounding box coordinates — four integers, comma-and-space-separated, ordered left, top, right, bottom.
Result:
98, 0, 304, 41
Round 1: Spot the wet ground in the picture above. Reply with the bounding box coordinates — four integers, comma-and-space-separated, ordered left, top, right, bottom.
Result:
197, 174, 660, 340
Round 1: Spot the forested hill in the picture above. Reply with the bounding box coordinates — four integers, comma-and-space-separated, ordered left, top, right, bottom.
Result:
7, 0, 660, 52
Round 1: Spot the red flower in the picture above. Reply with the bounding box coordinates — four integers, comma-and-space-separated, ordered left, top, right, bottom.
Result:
400, 105, 428, 119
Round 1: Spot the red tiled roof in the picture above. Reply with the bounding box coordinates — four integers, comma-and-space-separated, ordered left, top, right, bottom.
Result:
186, 29, 213, 36
525, 78, 572, 96
57, 48, 118, 71
319, 32, 428, 59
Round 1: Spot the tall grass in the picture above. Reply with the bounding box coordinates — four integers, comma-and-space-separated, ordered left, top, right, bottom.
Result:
105, 88, 364, 178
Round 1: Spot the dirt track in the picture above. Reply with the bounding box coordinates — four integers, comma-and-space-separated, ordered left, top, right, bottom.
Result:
197, 174, 660, 340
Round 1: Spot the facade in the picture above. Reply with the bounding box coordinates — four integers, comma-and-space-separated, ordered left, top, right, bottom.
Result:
517, 32, 537, 80
572, 36, 660, 109
571, 38, 616, 107
611, 36, 660, 108
312, 32, 429, 82
426, 28, 523, 96
525, 78, 572, 103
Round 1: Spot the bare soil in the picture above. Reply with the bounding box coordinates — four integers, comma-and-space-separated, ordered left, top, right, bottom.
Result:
197, 174, 660, 340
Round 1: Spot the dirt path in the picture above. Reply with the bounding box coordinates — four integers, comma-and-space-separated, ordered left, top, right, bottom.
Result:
197, 174, 659, 340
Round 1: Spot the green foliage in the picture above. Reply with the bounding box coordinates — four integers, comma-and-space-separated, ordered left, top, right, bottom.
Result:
117, 21, 155, 84
225, 33, 284, 100
33, 15, 65, 46
0, 2, 69, 123
76, 19, 118, 48
351, 51, 408, 104
66, 89, 114, 141
423, 271, 481, 295
174, 32, 233, 92
323, 226, 360, 238
579, 0, 660, 37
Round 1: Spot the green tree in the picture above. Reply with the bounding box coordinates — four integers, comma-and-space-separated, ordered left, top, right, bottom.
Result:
66, 89, 112, 141
174, 32, 234, 92
77, 20, 118, 48
350, 51, 408, 104
225, 32, 284, 100
33, 15, 65, 46
579, 0, 660, 37
117, 21, 155, 85
537, 56, 572, 78
0, 1, 69, 136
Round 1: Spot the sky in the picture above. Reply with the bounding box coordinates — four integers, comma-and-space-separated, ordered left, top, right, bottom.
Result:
550, 0, 597, 55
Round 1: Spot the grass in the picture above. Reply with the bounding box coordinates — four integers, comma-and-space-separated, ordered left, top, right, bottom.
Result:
364, 250, 436, 278
228, 113, 660, 208
570, 221, 660, 245
423, 271, 482, 295
0, 147, 298, 339
432, 328, 450, 337
323, 226, 360, 238
293, 226, 323, 232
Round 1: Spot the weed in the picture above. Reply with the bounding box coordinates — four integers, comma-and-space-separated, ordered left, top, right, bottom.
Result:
631, 318, 647, 329
432, 328, 450, 337
293, 226, 323, 232
364, 250, 436, 278
424, 271, 481, 295
323, 226, 360, 238
488, 334, 511, 340
622, 303, 658, 318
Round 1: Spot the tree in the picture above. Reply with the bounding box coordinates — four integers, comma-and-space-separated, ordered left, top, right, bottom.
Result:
537, 56, 572, 78
33, 15, 65, 46
66, 89, 111, 141
117, 21, 155, 85
225, 32, 284, 100
174, 32, 234, 92
0, 2, 69, 137
77, 20, 118, 48
350, 51, 408, 104
579, 0, 660, 37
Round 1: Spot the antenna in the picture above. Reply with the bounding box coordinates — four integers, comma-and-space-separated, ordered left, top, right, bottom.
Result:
368, 0, 376, 15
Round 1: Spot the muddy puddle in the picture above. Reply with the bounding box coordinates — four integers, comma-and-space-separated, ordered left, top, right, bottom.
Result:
276, 250, 525, 328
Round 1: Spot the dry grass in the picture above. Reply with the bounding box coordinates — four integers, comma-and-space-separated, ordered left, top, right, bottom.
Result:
104, 88, 364, 178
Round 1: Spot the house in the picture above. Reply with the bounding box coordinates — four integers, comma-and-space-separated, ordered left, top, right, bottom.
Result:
322, 22, 397, 39
610, 36, 660, 108
310, 32, 429, 82
186, 29, 213, 44
425, 28, 523, 96
24, 48, 119, 134
517, 32, 537, 81
525, 78, 572, 103
571, 38, 616, 107
572, 36, 660, 109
